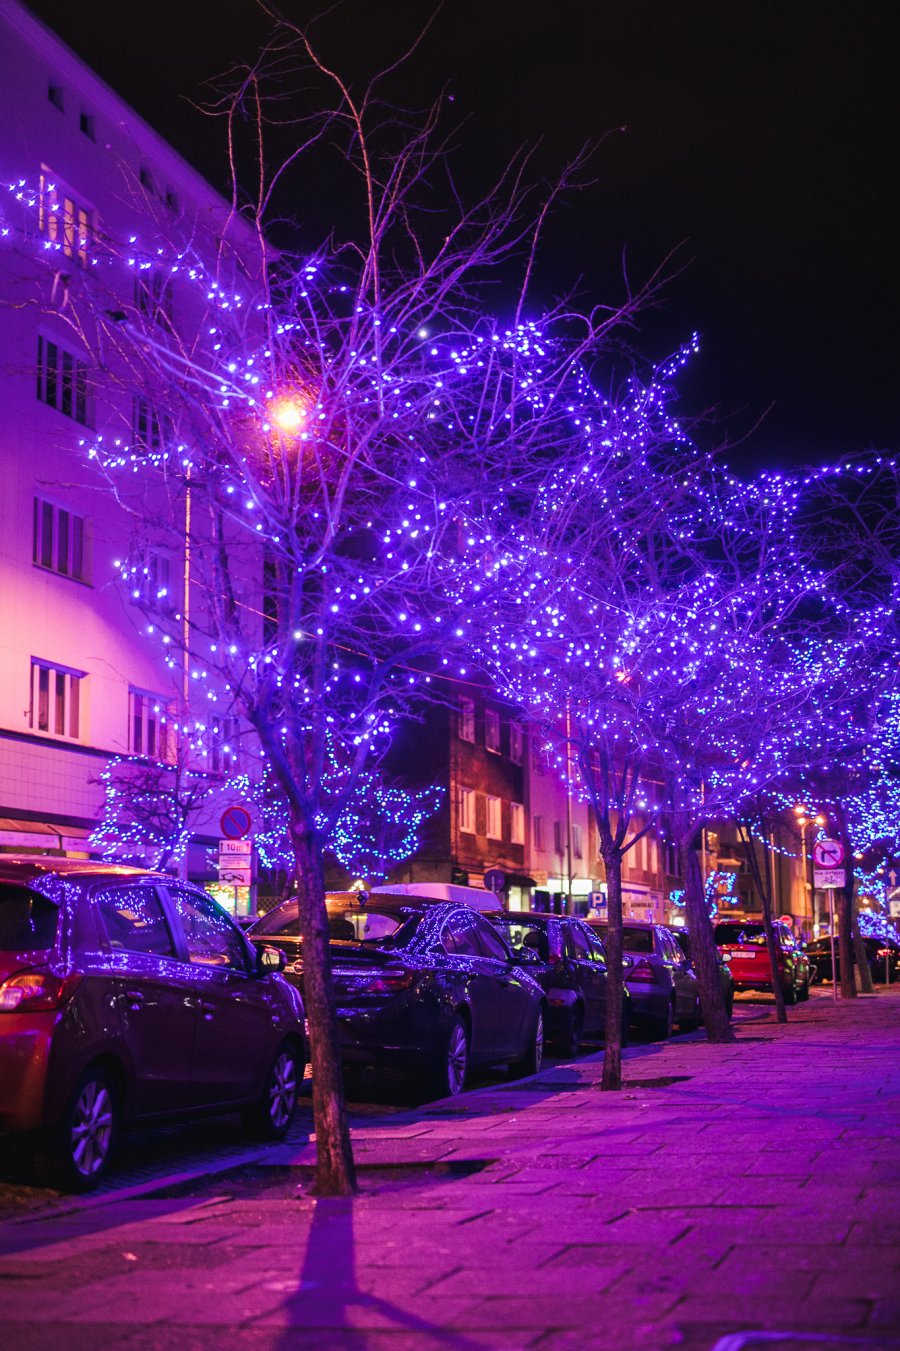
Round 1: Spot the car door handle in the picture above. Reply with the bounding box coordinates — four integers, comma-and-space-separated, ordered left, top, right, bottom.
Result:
200, 1000, 215, 1019
123, 989, 144, 1009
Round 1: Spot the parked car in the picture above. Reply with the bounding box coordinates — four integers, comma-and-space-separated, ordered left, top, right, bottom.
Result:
0, 857, 306, 1192
713, 920, 811, 1002
672, 927, 735, 1019
485, 910, 630, 1055
804, 934, 900, 985
248, 892, 547, 1097
586, 918, 700, 1038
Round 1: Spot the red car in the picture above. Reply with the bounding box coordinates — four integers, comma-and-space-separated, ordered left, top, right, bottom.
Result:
714, 920, 811, 1003
0, 857, 305, 1191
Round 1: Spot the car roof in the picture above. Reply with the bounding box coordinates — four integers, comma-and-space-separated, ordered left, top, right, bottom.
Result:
587, 917, 656, 929
492, 910, 558, 924
325, 891, 446, 913
0, 855, 169, 886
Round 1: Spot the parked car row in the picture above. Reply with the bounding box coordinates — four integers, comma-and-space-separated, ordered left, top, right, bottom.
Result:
804, 934, 900, 985
6, 853, 842, 1196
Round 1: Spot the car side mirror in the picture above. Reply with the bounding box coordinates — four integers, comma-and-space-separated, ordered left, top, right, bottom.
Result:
621, 955, 634, 970
257, 945, 287, 974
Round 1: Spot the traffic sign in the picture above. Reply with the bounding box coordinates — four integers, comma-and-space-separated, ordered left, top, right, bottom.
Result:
812, 838, 844, 868
483, 868, 506, 893
813, 867, 846, 890
220, 805, 252, 839
219, 866, 252, 886
219, 838, 252, 856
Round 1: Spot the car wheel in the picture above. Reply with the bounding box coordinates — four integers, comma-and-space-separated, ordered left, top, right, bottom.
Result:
242, 1040, 302, 1140
798, 979, 810, 1003
557, 1006, 583, 1059
783, 981, 797, 1006
511, 1008, 545, 1078
35, 1066, 119, 1193
432, 1015, 469, 1098
652, 998, 674, 1041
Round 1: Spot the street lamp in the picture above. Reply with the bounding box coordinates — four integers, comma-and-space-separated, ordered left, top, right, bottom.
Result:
793, 805, 826, 937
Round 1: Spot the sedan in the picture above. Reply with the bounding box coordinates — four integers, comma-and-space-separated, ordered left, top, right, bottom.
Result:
714, 920, 811, 1003
486, 910, 630, 1054
249, 892, 547, 1098
0, 857, 306, 1191
586, 918, 700, 1039
805, 935, 900, 985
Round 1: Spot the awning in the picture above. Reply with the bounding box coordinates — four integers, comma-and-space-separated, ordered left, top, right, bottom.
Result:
0, 817, 92, 852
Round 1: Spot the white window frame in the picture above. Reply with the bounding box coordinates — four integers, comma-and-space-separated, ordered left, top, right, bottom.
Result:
37, 336, 91, 426
38, 170, 93, 265
510, 802, 525, 845
30, 658, 84, 740
533, 814, 544, 851
209, 714, 239, 776
509, 720, 524, 764
553, 820, 564, 856
484, 707, 501, 754
129, 688, 171, 760
458, 785, 476, 835
33, 496, 88, 583
486, 795, 502, 841
458, 696, 475, 743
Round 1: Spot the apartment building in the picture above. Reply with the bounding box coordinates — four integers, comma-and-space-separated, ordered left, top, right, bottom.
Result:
0, 0, 250, 874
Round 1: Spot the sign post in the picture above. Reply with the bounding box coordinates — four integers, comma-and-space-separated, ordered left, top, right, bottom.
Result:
812, 841, 845, 1002
217, 806, 253, 915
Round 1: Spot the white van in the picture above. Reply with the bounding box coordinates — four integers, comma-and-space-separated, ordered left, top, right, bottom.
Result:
371, 882, 502, 912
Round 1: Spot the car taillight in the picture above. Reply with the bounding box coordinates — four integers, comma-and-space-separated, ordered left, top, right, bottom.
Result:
0, 969, 82, 1013
628, 958, 655, 982
358, 969, 417, 995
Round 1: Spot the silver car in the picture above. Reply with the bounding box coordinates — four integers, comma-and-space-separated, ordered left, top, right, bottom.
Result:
586, 919, 700, 1039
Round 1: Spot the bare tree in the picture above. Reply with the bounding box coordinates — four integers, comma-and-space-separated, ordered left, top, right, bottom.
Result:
7, 17, 659, 1188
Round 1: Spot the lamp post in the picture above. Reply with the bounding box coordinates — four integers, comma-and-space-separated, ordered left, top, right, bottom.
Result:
793, 805, 826, 938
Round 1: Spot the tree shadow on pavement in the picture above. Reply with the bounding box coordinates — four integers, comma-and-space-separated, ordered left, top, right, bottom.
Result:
270, 1188, 490, 1351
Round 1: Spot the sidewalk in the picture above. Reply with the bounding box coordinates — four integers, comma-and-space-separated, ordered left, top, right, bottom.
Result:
1, 988, 898, 1351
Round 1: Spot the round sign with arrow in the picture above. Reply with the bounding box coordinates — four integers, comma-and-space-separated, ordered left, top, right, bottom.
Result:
812, 838, 845, 868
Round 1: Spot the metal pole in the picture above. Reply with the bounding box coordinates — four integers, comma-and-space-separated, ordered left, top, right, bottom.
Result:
564, 699, 574, 915
828, 888, 838, 1001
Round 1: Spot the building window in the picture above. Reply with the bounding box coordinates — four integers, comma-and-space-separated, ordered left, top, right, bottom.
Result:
133, 397, 165, 453
509, 720, 524, 764
33, 496, 87, 582
79, 111, 95, 140
458, 785, 476, 834
510, 802, 525, 845
572, 823, 584, 859
139, 165, 155, 194
48, 84, 65, 111
30, 659, 84, 739
134, 270, 173, 328
209, 715, 238, 776
129, 689, 169, 759
485, 708, 501, 754
458, 696, 475, 743
37, 337, 90, 425
553, 820, 564, 856
533, 814, 544, 851
486, 795, 502, 840
38, 171, 92, 265
131, 552, 172, 612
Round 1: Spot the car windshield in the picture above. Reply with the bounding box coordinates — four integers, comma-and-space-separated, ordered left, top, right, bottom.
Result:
252, 900, 420, 949
590, 924, 653, 953
715, 923, 766, 946
0, 885, 59, 950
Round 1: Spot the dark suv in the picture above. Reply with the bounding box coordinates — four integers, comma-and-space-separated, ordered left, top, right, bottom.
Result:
0, 858, 306, 1191
486, 911, 628, 1055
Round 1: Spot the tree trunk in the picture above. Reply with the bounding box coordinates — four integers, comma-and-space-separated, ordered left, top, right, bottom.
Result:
852, 906, 874, 994
600, 845, 625, 1091
737, 821, 787, 1024
837, 885, 856, 1000
290, 816, 357, 1195
679, 833, 735, 1043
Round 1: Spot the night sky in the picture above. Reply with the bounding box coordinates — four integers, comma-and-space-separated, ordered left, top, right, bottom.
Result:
26, 0, 900, 470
